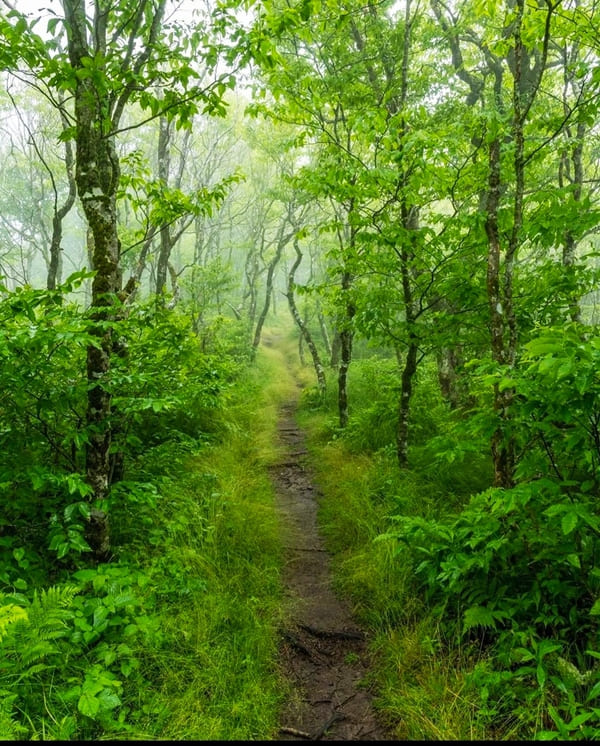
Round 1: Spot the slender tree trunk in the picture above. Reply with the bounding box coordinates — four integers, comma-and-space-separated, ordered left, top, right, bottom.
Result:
167, 262, 181, 309
287, 238, 326, 396
397, 342, 418, 467
252, 254, 280, 356
298, 334, 306, 365
485, 133, 515, 488
156, 116, 171, 296
155, 117, 191, 299
396, 206, 420, 468
436, 347, 461, 410
330, 329, 341, 368
338, 270, 355, 428
47, 97, 77, 290
252, 221, 293, 358
317, 305, 332, 359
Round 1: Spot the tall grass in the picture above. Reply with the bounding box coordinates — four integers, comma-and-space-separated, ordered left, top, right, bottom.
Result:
129, 338, 298, 739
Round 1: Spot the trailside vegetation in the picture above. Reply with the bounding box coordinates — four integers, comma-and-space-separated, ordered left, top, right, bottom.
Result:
0, 274, 292, 738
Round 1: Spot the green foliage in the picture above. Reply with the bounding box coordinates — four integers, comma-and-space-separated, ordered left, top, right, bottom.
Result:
340, 357, 399, 452
382, 481, 599, 642
0, 309, 286, 739
368, 325, 600, 738
111, 300, 239, 454
0, 278, 242, 580
0, 275, 95, 581
511, 324, 600, 489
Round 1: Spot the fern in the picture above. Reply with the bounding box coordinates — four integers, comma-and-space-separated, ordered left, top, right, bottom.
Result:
463, 605, 511, 632
0, 585, 79, 674
0, 605, 28, 644
27, 585, 79, 635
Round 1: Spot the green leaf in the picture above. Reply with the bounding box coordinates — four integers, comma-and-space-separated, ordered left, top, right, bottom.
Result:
567, 712, 594, 729
463, 605, 505, 630
93, 605, 108, 628
57, 542, 70, 559
537, 663, 547, 689
78, 691, 100, 718
561, 511, 578, 535
97, 689, 121, 711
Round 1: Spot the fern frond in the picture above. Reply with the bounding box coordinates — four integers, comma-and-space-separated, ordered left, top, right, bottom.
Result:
19, 642, 58, 669
0, 605, 28, 645
24, 585, 79, 642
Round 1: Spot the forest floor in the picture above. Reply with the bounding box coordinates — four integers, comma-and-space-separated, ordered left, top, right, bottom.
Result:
271, 390, 391, 741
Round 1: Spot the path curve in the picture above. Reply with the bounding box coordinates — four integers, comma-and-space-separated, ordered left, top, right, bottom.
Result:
271, 398, 390, 741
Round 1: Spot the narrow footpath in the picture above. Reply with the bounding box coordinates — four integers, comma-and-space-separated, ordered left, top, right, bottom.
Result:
271, 396, 390, 741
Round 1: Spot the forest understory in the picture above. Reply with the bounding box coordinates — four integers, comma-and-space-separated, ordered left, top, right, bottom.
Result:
2, 315, 600, 741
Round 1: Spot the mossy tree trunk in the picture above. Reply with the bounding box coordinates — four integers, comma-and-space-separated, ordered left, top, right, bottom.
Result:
63, 0, 166, 559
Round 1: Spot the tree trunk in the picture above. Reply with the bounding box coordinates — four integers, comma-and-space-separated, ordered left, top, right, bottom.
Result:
63, 0, 167, 559
287, 238, 326, 396
337, 270, 355, 428
317, 305, 332, 359
397, 342, 418, 468
155, 116, 171, 296
330, 329, 341, 369
396, 204, 420, 468
47, 97, 77, 290
436, 347, 460, 410
252, 221, 293, 358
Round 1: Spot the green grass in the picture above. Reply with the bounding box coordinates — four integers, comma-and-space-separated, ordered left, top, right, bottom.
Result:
129, 340, 298, 739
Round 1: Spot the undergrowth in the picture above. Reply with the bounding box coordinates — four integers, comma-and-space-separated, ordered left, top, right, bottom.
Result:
294, 340, 600, 741
0, 306, 294, 740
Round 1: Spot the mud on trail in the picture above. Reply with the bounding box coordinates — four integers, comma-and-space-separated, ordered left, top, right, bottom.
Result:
271, 398, 390, 742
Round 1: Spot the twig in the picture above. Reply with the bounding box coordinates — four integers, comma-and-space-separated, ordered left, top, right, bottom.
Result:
280, 726, 311, 739
281, 630, 314, 658
337, 691, 358, 708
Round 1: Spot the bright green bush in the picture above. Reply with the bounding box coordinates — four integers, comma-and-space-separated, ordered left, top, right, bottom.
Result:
376, 325, 600, 738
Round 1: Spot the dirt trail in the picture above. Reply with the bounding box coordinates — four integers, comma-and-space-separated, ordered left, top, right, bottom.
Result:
271, 397, 390, 741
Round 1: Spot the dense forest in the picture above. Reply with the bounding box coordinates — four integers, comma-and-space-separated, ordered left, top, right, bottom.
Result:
0, 0, 600, 739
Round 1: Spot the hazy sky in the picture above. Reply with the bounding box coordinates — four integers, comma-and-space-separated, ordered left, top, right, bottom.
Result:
10, 1, 203, 30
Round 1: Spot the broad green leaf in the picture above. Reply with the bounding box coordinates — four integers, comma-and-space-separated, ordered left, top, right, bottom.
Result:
561, 511, 578, 535
78, 691, 100, 718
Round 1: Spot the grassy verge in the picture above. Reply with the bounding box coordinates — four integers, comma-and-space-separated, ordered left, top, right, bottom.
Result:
294, 420, 490, 739
120, 334, 299, 739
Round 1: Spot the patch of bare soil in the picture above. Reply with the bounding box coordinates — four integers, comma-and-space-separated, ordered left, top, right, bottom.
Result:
271, 398, 391, 742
